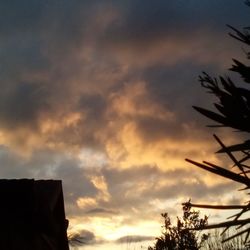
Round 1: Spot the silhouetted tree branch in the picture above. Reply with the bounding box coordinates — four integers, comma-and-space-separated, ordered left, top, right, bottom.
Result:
186, 2, 250, 246
148, 204, 208, 250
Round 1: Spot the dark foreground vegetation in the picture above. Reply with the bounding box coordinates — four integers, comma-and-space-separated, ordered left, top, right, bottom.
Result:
150, 1, 250, 249
148, 204, 208, 250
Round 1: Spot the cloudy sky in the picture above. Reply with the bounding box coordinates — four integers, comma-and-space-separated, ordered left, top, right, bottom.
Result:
1, 1, 250, 249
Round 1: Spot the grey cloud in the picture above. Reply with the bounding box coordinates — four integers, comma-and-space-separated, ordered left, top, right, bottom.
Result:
0, 146, 33, 178
0, 82, 49, 129
143, 179, 237, 201
0, 1, 46, 35
116, 235, 154, 244
0, 0, 247, 152
100, 165, 237, 216
73, 93, 108, 149
0, 2, 247, 243
0, 147, 98, 216
143, 62, 217, 110
77, 94, 107, 116
0, 0, 120, 149
131, 56, 247, 143
103, 165, 163, 187
50, 157, 98, 204
86, 207, 119, 215
0, 145, 239, 228
227, 196, 244, 205
100, 0, 250, 51
134, 115, 183, 143
79, 229, 96, 244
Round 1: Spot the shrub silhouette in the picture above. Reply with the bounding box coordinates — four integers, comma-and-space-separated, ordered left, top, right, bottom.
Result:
148, 203, 208, 250
185, 1, 250, 245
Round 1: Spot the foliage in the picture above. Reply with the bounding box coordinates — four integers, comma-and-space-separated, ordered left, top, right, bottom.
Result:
202, 229, 246, 250
148, 204, 208, 250
185, 1, 250, 246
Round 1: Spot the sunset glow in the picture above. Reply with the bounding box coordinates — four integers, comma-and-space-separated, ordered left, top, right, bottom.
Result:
1, 1, 250, 249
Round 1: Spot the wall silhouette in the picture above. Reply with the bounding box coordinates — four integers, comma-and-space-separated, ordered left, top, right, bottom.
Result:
0, 179, 69, 250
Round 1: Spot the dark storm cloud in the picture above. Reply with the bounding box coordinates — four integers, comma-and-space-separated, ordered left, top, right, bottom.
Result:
0, 0, 248, 152
0, 82, 49, 129
77, 94, 107, 116
0, 0, 120, 150
0, 0, 246, 174
0, 1, 48, 80
132, 63, 220, 143
0, 1, 45, 35
100, 0, 250, 49
74, 93, 108, 148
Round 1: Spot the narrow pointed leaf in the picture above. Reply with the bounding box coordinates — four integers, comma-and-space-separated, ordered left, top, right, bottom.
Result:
216, 141, 250, 153
213, 134, 248, 177
222, 227, 250, 243
185, 159, 250, 186
191, 218, 250, 230
193, 106, 228, 125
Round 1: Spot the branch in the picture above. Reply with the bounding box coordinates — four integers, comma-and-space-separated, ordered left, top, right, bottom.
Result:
182, 202, 246, 210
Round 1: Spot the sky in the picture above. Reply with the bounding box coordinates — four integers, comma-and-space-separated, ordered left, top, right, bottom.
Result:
0, 1, 250, 249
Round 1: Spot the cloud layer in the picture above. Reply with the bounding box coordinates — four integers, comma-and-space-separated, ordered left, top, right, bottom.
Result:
0, 0, 249, 248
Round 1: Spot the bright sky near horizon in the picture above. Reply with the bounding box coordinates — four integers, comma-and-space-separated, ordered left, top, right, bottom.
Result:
0, 1, 250, 249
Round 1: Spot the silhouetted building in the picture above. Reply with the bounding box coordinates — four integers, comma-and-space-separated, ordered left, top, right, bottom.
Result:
0, 179, 69, 250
